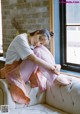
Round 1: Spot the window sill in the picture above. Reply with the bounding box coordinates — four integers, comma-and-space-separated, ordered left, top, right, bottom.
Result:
61, 69, 80, 78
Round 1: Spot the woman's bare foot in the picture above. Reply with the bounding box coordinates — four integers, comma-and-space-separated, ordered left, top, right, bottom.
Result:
54, 76, 72, 86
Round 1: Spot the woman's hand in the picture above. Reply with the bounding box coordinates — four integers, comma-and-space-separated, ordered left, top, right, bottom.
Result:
50, 66, 60, 75
55, 64, 61, 71
27, 54, 60, 75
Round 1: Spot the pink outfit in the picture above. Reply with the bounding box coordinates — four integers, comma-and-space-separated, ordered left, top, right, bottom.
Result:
3, 45, 58, 104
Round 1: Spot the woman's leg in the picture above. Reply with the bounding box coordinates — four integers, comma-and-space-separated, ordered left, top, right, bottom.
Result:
20, 59, 37, 82
33, 46, 72, 86
5, 59, 39, 104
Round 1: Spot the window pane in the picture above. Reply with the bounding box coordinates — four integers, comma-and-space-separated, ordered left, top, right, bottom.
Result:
66, 26, 80, 64
66, 1, 80, 64
66, 0, 80, 24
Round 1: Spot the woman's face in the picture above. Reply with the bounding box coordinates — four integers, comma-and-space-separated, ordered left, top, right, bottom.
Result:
32, 34, 49, 47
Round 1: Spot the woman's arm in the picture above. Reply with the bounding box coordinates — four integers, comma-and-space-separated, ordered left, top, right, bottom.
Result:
27, 54, 59, 75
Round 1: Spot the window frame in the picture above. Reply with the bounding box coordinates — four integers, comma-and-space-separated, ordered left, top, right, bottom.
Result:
49, 0, 54, 55
59, 2, 80, 72
0, 0, 3, 55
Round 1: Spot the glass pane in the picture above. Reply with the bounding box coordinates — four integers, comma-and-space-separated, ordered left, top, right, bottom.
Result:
66, 0, 80, 24
66, 26, 80, 64
66, 1, 80, 64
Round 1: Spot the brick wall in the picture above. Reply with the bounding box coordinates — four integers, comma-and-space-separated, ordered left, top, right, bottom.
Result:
1, 0, 50, 56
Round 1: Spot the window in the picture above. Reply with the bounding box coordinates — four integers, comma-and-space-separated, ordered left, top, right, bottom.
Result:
0, 0, 3, 53
60, 0, 80, 72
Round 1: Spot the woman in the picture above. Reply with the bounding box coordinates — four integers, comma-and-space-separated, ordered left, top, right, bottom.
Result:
5, 29, 70, 104
1, 29, 71, 105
